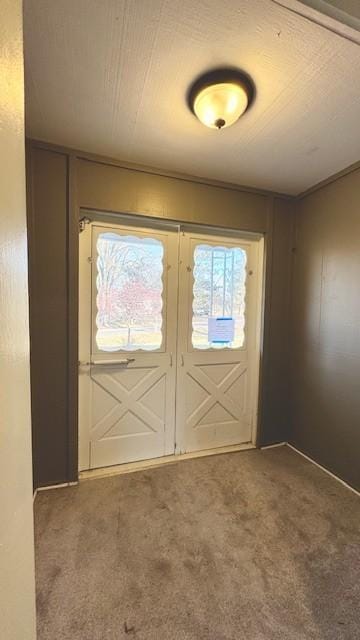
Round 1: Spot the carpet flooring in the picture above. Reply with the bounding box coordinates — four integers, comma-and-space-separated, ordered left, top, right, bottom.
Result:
34, 447, 360, 640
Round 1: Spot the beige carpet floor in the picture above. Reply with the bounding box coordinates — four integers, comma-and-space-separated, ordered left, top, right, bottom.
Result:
34, 446, 360, 639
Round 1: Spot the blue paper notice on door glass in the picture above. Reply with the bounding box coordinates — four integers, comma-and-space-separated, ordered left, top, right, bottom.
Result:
208, 317, 235, 344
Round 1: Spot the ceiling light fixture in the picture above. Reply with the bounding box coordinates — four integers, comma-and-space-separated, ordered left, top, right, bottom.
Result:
188, 68, 254, 130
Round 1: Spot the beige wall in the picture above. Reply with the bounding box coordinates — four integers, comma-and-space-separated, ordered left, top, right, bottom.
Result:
291, 167, 360, 490
0, 1, 36, 637
27, 143, 296, 486
27, 141, 360, 494
261, 197, 295, 443
76, 158, 269, 232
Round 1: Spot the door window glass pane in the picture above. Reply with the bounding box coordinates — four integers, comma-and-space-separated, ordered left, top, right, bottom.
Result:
95, 232, 164, 351
192, 244, 247, 349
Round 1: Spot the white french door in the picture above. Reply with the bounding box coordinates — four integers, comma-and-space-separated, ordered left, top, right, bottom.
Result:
79, 217, 263, 471
175, 230, 262, 453
79, 221, 179, 470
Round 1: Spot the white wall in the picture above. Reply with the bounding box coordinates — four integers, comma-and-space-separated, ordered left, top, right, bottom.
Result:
0, 1, 37, 638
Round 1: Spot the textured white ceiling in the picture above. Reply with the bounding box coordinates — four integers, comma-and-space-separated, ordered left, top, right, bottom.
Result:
24, 0, 360, 195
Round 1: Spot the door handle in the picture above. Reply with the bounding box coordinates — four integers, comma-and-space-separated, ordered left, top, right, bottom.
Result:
79, 358, 135, 366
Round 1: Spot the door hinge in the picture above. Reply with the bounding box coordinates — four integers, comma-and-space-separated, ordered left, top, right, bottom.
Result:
79, 216, 90, 233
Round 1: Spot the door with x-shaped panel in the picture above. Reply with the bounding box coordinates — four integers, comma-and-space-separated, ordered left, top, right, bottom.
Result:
88, 354, 174, 468
175, 230, 261, 453
79, 219, 262, 470
78, 222, 179, 470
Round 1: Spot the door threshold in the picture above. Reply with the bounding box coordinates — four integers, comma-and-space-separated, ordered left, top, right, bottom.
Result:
79, 442, 256, 482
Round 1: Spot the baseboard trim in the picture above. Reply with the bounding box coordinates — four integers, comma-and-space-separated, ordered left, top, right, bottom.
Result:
80, 442, 256, 482
260, 441, 286, 450
35, 442, 359, 496
36, 481, 78, 493
287, 444, 360, 497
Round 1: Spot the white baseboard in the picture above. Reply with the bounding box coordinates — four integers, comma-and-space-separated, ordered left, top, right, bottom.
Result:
36, 481, 78, 493
260, 441, 286, 450
287, 443, 360, 497
34, 442, 359, 498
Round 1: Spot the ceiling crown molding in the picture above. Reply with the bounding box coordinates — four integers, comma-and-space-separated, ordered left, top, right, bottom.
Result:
272, 0, 360, 44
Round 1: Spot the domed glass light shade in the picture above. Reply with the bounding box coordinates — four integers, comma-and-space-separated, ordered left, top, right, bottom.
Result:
188, 69, 254, 130
193, 82, 249, 129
